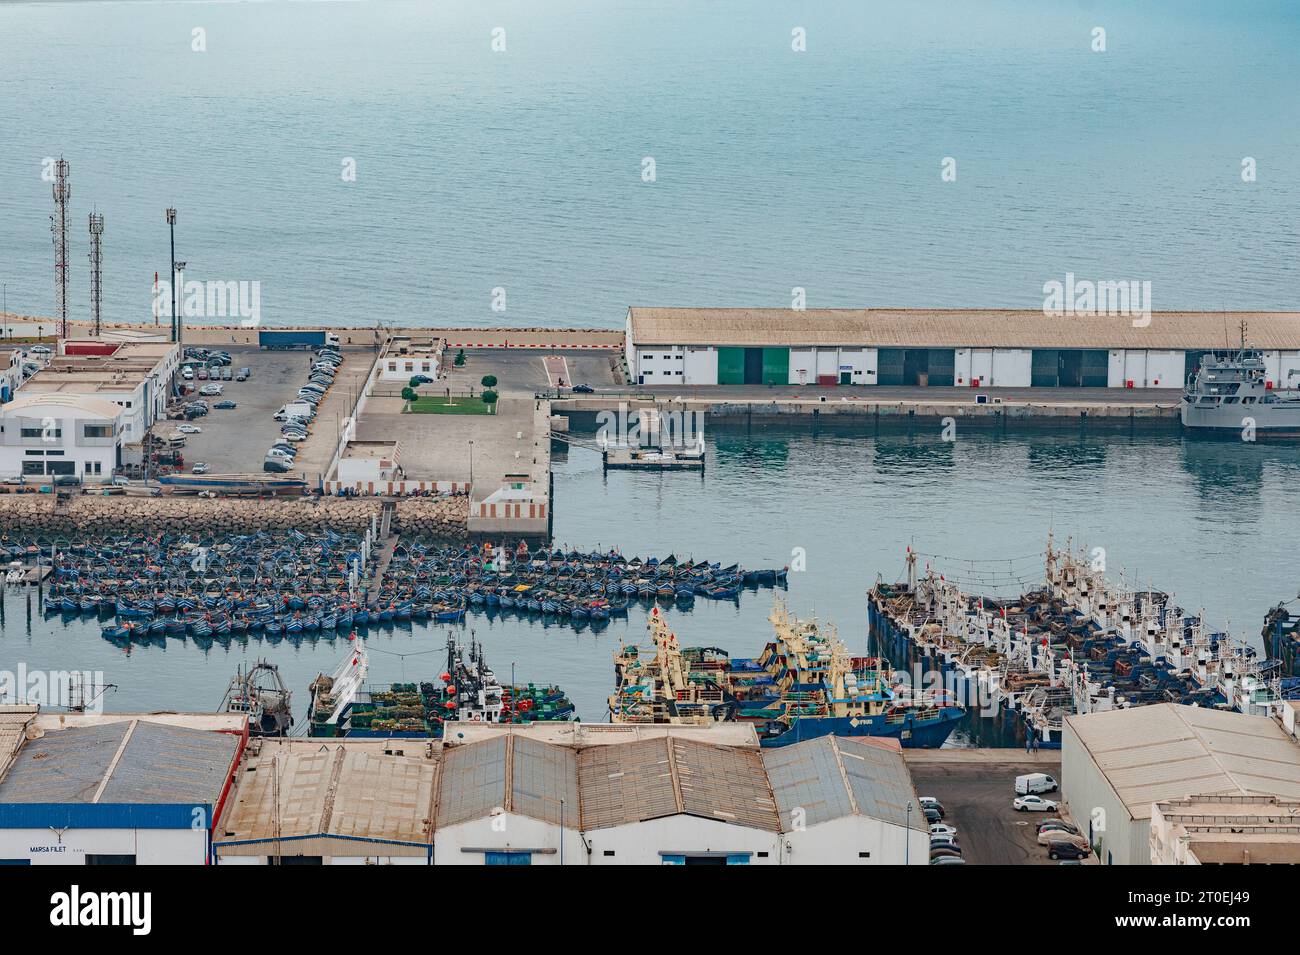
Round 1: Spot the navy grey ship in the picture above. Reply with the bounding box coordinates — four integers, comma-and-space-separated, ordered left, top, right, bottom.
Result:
1180, 349, 1300, 436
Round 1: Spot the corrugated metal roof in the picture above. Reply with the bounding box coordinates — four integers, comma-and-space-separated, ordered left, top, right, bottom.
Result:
1065, 703, 1300, 820
0, 705, 39, 779
511, 736, 578, 827
0, 719, 238, 805
628, 307, 1300, 350
577, 738, 677, 830
763, 736, 923, 831
217, 740, 438, 847
435, 734, 507, 829
577, 737, 779, 832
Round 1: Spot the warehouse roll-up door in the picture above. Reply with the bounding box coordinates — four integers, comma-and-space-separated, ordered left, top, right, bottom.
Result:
761, 348, 789, 385
1032, 349, 1060, 387
1031, 349, 1108, 387
717, 347, 745, 384
877, 348, 905, 386
926, 349, 955, 387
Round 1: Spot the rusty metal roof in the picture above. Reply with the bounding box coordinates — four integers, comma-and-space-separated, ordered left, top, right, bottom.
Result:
577, 737, 779, 832
627, 307, 1300, 350
216, 739, 439, 847
435, 734, 579, 829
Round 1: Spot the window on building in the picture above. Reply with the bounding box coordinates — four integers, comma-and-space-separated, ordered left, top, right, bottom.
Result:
484, 851, 532, 866
83, 425, 113, 438
85, 854, 136, 865
20, 461, 44, 476
20, 427, 59, 439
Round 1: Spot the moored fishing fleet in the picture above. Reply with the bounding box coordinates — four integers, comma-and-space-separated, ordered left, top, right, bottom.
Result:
307, 634, 575, 738
8, 532, 789, 643
869, 536, 1297, 748
608, 599, 965, 747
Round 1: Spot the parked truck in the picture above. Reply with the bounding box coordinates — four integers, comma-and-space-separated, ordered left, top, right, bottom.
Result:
258, 330, 339, 350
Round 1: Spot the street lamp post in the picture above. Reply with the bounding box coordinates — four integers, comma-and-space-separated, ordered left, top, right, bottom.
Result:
468, 439, 474, 487
165, 209, 177, 343
905, 802, 913, 865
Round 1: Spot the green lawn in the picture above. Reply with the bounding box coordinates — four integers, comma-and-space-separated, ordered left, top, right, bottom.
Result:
405, 396, 494, 415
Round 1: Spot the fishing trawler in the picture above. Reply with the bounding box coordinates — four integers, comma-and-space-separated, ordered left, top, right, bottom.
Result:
609, 601, 964, 747
1180, 346, 1300, 436
869, 537, 1287, 747
220, 659, 294, 736
310, 634, 574, 737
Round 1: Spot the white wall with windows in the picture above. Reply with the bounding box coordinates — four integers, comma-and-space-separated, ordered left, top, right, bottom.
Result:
0, 394, 123, 483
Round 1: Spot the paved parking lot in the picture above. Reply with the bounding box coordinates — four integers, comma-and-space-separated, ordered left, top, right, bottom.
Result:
907, 757, 1079, 865
152, 345, 375, 479
437, 348, 621, 396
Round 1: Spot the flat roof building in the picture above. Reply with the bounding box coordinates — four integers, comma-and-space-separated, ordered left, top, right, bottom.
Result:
20, 340, 180, 442
0, 392, 126, 484
625, 307, 1300, 390
1151, 794, 1300, 865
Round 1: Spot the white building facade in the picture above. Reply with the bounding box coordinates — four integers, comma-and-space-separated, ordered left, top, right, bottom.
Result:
0, 394, 124, 483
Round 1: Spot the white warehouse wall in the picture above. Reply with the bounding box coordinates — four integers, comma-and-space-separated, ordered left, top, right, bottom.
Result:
0, 827, 208, 865
782, 816, 930, 864
585, 814, 780, 865
683, 346, 718, 384
432, 813, 583, 865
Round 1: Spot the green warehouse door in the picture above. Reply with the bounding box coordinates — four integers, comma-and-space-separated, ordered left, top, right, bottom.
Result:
761, 348, 789, 385
717, 347, 745, 384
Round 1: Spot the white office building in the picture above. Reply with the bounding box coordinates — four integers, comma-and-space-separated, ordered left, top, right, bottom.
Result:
0, 393, 125, 483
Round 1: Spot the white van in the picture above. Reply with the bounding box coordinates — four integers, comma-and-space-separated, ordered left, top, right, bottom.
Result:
1014, 773, 1058, 795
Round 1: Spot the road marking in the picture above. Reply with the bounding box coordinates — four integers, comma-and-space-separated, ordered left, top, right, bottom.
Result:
542, 354, 570, 388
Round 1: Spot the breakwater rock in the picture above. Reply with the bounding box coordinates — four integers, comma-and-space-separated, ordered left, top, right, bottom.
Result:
0, 494, 468, 540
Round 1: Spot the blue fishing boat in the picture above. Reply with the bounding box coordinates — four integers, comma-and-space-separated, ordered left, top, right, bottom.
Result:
610, 602, 964, 749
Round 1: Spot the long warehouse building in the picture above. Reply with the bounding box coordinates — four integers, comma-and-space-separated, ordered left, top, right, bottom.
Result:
624, 308, 1300, 389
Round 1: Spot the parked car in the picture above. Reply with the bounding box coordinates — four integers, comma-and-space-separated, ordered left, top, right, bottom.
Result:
930, 837, 960, 852
929, 846, 962, 861
923, 807, 942, 825
213, 400, 236, 410
1037, 818, 1080, 836
181, 366, 195, 381
919, 796, 945, 818
1013, 794, 1059, 813
410, 374, 433, 384
1014, 773, 1058, 795
199, 384, 223, 397
196, 367, 209, 380
930, 856, 966, 866
570, 383, 595, 393
236, 367, 251, 381
192, 462, 210, 474
263, 457, 293, 473
929, 823, 957, 837
1038, 828, 1089, 848
178, 424, 202, 434
30, 345, 53, 358
1047, 840, 1090, 861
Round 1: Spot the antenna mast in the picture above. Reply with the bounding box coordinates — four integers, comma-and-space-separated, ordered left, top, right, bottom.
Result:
88, 211, 104, 337
50, 157, 70, 339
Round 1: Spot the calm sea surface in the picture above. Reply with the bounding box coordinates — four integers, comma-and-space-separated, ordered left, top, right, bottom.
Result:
1, 0, 1297, 326
2, 2, 1298, 739
4, 424, 1298, 734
